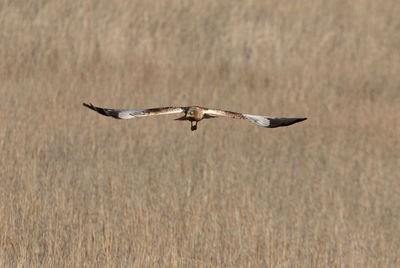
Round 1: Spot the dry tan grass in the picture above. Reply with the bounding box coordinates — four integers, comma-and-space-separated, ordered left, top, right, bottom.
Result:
1, 0, 400, 267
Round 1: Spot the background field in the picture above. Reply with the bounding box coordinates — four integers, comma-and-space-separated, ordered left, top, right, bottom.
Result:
1, 0, 400, 267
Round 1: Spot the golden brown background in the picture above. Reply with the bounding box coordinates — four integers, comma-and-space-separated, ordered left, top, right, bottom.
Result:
1, 0, 399, 266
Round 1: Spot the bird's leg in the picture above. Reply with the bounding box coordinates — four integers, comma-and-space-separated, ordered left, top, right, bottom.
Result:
191, 121, 197, 131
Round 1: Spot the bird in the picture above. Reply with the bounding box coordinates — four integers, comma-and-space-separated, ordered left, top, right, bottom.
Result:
83, 103, 307, 131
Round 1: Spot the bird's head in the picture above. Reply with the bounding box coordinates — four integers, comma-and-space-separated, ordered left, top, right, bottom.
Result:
187, 108, 195, 118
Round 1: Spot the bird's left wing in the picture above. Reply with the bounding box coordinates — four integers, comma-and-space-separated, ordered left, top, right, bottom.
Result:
204, 108, 307, 128
203, 108, 244, 119
83, 103, 186, 119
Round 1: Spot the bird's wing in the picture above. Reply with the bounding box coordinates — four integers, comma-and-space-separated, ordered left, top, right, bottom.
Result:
203, 108, 244, 119
241, 114, 307, 128
83, 103, 186, 119
204, 108, 307, 128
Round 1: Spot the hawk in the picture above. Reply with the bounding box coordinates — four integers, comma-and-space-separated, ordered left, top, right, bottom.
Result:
83, 103, 307, 131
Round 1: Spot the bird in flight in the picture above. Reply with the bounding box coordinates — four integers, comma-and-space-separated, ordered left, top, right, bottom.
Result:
83, 103, 307, 131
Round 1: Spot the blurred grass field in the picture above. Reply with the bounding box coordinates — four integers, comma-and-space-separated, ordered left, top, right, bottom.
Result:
1, 0, 400, 267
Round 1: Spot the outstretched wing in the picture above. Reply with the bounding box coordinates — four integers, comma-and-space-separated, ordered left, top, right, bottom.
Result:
202, 108, 244, 119
203, 108, 307, 128
241, 114, 307, 128
83, 103, 186, 119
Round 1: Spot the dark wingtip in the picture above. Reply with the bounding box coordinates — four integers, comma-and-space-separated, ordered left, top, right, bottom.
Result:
269, 117, 307, 128
296, 117, 307, 123
82, 102, 110, 117
82, 102, 92, 109
82, 102, 99, 112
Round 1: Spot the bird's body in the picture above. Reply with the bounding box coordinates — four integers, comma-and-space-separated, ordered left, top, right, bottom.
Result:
83, 103, 307, 131
176, 106, 220, 130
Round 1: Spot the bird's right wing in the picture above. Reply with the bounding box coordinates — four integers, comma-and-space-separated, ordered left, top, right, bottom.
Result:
83, 103, 186, 119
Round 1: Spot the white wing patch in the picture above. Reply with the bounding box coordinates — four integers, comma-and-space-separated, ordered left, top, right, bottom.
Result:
116, 109, 146, 119
242, 114, 272, 127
